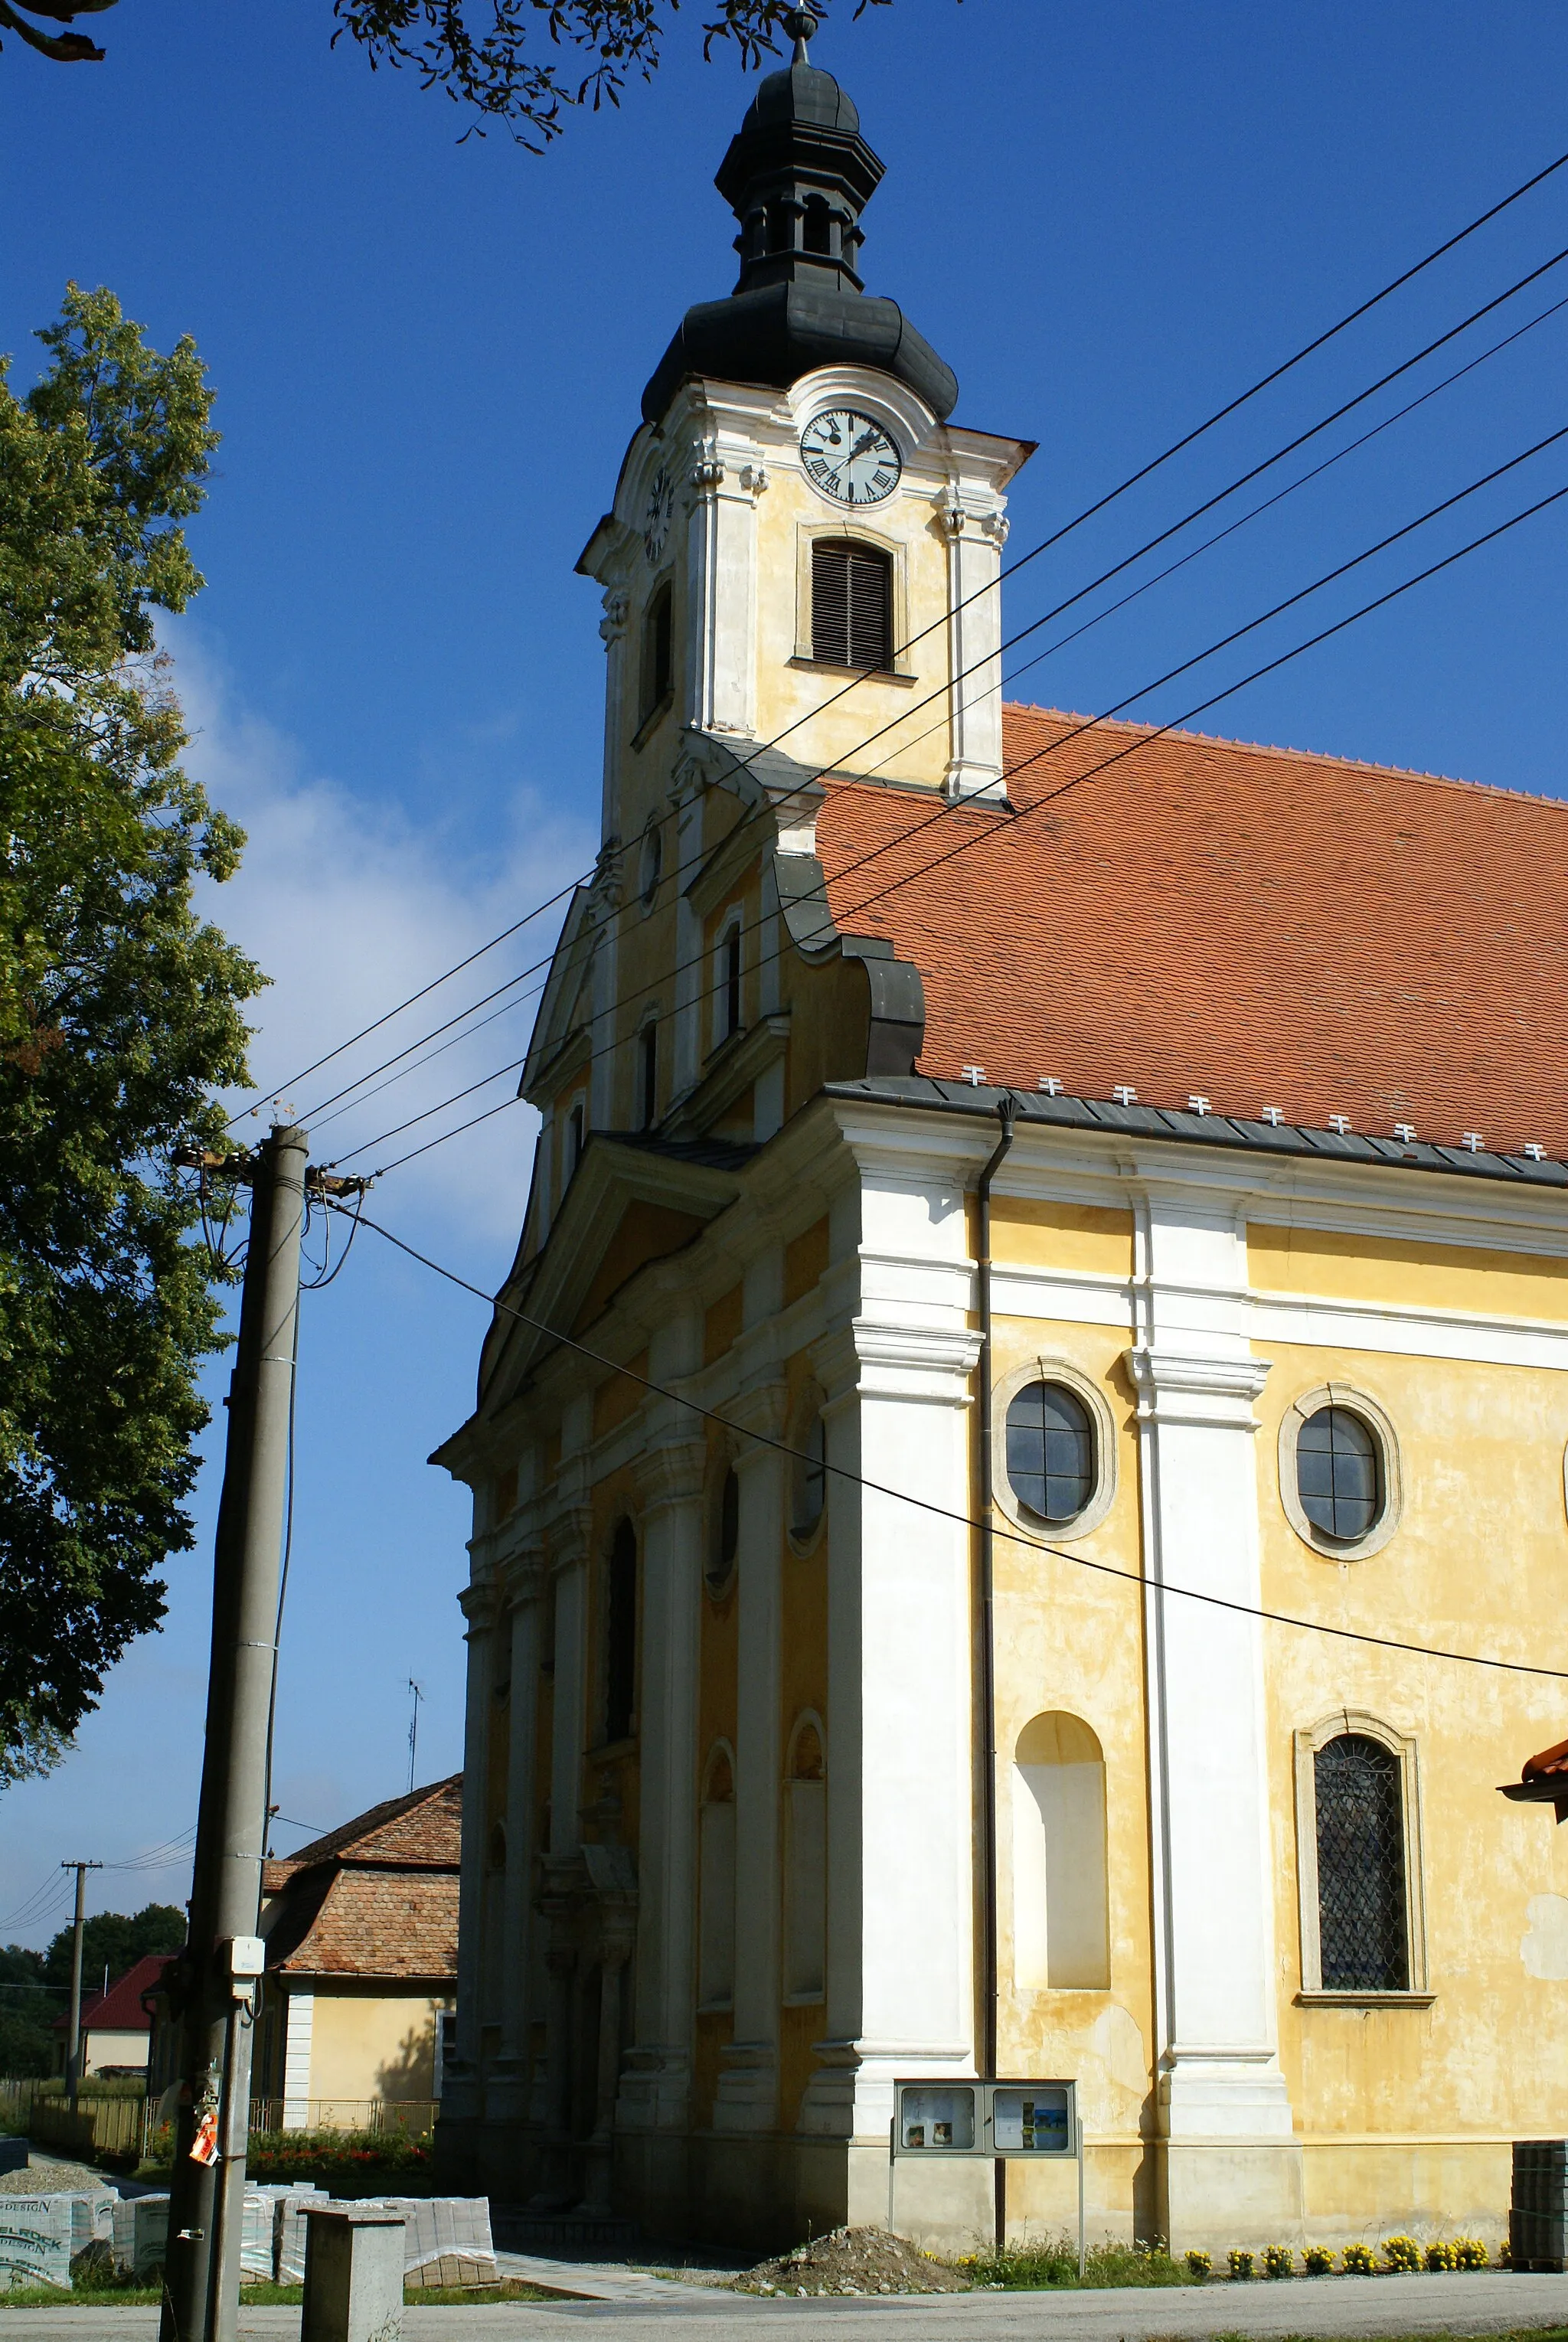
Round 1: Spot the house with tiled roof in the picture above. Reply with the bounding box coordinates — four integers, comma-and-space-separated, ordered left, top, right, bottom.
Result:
430, 12, 1568, 2262
50, 1952, 165, 2079
248, 1777, 460, 2128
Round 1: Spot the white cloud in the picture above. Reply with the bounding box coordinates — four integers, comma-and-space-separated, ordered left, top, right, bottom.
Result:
168, 626, 597, 1252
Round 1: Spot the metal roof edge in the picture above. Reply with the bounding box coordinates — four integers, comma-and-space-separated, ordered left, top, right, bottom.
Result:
819, 1077, 1568, 1191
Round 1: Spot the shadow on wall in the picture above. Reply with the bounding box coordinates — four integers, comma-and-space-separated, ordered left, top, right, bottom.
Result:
376, 2019, 436, 2102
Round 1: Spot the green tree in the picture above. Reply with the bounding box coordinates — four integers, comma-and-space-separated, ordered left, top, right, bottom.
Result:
0, 1941, 57, 2076
41, 1901, 186, 1992
0, 285, 263, 1784
0, 1, 891, 144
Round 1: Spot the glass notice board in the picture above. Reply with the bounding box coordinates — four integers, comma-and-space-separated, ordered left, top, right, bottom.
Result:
893, 2079, 1076, 2158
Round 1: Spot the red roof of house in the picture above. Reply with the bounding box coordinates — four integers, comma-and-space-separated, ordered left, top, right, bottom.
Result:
50, 1951, 165, 2038
1524, 1737, 1568, 1782
260, 1776, 462, 1985
817, 707, 1568, 1159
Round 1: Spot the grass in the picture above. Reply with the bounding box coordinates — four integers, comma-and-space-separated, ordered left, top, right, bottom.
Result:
966, 2237, 1194, 2289
0, 2278, 557, 2310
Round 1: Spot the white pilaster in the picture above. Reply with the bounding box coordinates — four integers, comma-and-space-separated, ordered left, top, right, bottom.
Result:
714, 1369, 789, 2131
280, 1990, 314, 2130
941, 491, 1008, 802
1129, 1180, 1301, 2241
447, 1580, 496, 2120
683, 430, 765, 740
802, 1161, 981, 2140
620, 1391, 706, 2135
549, 1541, 588, 1858
490, 1560, 543, 2121
598, 586, 629, 843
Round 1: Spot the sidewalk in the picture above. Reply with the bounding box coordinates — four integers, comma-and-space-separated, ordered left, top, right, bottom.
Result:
5, 2269, 1568, 2342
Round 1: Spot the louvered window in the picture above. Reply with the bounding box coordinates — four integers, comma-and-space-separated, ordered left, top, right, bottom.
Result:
812, 539, 893, 671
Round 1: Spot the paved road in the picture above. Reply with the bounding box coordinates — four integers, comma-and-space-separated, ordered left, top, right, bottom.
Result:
6, 2272, 1568, 2341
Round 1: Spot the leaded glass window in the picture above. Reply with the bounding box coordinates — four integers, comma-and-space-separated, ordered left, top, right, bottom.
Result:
1314, 1732, 1408, 1991
1005, 1381, 1095, 1522
1297, 1405, 1380, 1540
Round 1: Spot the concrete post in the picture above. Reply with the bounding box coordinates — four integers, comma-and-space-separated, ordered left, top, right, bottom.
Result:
301, 2207, 406, 2342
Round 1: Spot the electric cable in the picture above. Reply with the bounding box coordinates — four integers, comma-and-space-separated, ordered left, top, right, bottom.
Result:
340, 1203, 1568, 1687
220, 873, 586, 1132
859, 284, 1568, 785
307, 273, 1568, 1169
345, 436, 1568, 1173
219, 146, 1568, 1138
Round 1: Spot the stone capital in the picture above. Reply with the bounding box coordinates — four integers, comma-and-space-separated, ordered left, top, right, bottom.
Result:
1125, 1345, 1271, 1430
632, 1434, 708, 1514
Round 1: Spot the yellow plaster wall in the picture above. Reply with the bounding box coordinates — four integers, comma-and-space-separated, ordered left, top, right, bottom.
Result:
988, 1318, 1156, 2167
308, 1989, 451, 2103
1255, 1340, 1568, 2141
751, 472, 952, 789
988, 1197, 1135, 1280
1249, 1223, 1568, 1322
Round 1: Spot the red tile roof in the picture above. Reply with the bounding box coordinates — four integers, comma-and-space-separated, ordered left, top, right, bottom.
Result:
263, 1775, 461, 1894
269, 1867, 459, 1983
50, 1951, 164, 2037
817, 707, 1568, 1159
1524, 1737, 1568, 1782
260, 1776, 462, 1984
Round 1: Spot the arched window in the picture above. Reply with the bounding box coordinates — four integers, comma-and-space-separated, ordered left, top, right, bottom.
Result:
791, 1401, 827, 1541
605, 1517, 638, 1743
1297, 1406, 1382, 1541
721, 922, 743, 1040
707, 1465, 740, 1597
640, 581, 673, 725
566, 1100, 585, 1181
802, 196, 832, 255
812, 539, 893, 672
1005, 1381, 1096, 1523
638, 1019, 658, 1131
698, 1744, 737, 2008
639, 818, 663, 910
1313, 1733, 1409, 1991
783, 1718, 827, 2001
1011, 1711, 1109, 1989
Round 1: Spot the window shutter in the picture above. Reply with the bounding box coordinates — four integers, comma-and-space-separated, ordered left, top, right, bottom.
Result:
812, 540, 892, 671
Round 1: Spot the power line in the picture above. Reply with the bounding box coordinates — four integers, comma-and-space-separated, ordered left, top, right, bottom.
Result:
341, 1204, 1568, 1687
861, 283, 1568, 785
214, 146, 1568, 1146
349, 441, 1568, 1175
309, 269, 1568, 1172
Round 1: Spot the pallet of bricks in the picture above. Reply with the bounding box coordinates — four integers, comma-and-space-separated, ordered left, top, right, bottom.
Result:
1512, 2141, 1568, 2273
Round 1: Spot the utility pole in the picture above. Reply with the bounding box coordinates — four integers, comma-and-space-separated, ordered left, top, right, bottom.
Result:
60, 1861, 102, 2113
160, 1127, 309, 2342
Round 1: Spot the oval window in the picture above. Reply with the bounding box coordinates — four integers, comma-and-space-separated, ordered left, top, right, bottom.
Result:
1297, 1405, 1381, 1541
1005, 1381, 1094, 1522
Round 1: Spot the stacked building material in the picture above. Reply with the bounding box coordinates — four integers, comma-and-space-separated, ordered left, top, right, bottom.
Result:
1512, 2141, 1568, 2272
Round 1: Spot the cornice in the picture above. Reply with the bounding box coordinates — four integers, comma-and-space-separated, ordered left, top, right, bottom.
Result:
1126, 1344, 1271, 1430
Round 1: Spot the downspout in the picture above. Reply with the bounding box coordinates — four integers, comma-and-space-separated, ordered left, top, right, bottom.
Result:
975, 1095, 1014, 2256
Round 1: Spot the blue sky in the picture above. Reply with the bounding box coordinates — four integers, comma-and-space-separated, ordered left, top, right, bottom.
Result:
3, 0, 1567, 1944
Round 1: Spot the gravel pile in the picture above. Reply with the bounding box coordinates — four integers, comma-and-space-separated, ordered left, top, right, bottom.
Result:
735, 2226, 969, 2296
0, 2152, 109, 2196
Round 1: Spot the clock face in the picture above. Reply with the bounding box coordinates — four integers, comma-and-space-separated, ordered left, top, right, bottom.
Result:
799, 409, 902, 506
643, 465, 675, 563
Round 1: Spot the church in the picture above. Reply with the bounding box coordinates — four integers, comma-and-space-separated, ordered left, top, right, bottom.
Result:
431, 14, 1568, 2256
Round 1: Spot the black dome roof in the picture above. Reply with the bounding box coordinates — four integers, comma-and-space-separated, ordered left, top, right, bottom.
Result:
640, 31, 957, 424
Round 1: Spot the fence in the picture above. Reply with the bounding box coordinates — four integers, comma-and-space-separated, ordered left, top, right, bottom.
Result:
247, 2099, 439, 2138
0, 2082, 156, 2166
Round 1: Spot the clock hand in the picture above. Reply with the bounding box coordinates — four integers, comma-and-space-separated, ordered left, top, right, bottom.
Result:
849, 428, 877, 460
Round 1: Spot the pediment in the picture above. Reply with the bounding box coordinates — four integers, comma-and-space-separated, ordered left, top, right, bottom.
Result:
477, 1133, 748, 1413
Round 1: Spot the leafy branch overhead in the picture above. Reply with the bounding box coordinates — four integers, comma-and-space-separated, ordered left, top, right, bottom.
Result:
1, 0, 891, 143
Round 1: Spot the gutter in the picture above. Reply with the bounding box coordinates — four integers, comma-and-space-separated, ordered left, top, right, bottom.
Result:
975, 1097, 1014, 2255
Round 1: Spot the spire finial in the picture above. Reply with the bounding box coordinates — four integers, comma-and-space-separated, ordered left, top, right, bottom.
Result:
781, 5, 818, 64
